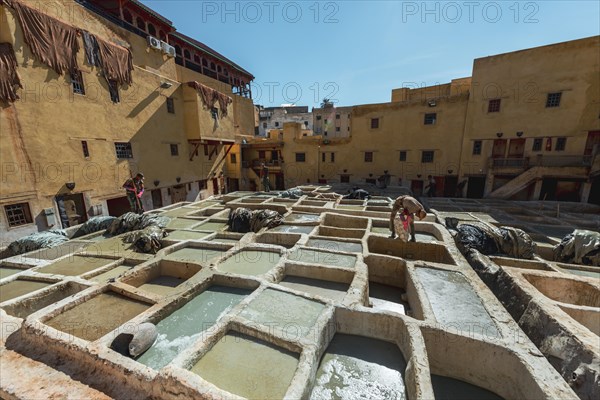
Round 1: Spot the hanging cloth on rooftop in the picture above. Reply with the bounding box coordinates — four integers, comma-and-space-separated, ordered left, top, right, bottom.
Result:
188, 81, 232, 118
95, 35, 133, 85
4, 0, 79, 76
0, 42, 22, 102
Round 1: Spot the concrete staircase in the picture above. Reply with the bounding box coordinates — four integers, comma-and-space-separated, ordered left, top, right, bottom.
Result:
487, 166, 588, 199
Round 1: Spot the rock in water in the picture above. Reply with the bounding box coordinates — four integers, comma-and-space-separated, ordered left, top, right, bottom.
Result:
129, 322, 158, 358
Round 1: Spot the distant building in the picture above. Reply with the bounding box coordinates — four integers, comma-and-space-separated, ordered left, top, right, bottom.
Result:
257, 105, 312, 136
312, 104, 352, 138
232, 36, 600, 204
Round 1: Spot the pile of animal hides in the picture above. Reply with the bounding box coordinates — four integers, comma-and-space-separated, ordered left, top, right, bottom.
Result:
228, 208, 283, 233
553, 229, 600, 266
106, 212, 170, 254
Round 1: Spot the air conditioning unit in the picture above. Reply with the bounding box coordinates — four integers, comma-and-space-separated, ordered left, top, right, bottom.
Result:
147, 35, 161, 50
161, 41, 176, 58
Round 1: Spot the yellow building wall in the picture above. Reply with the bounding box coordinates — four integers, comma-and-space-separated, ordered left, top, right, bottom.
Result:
0, 0, 254, 241
459, 36, 600, 178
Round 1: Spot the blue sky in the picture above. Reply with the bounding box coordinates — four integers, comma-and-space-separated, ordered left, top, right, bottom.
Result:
142, 1, 600, 107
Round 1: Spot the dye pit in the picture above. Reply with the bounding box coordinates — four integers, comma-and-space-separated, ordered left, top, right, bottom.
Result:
0, 188, 596, 399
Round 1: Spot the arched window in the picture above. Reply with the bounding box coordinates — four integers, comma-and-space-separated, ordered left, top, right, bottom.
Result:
174, 45, 182, 55
184, 49, 191, 59
136, 17, 145, 31
223, 68, 229, 76
123, 9, 133, 24
158, 30, 166, 41
147, 23, 156, 36
202, 58, 208, 67
210, 62, 215, 70
194, 54, 201, 63
217, 65, 222, 73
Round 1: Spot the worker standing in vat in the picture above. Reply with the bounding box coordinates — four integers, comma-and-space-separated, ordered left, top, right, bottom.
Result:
260, 163, 271, 192
389, 195, 427, 242
123, 173, 145, 214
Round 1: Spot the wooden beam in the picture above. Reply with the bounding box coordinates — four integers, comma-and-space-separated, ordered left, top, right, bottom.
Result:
208, 144, 219, 160
189, 142, 201, 161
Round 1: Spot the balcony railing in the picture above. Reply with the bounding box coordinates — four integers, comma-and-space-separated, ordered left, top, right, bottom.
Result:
532, 155, 592, 167
76, 1, 148, 38
490, 157, 529, 168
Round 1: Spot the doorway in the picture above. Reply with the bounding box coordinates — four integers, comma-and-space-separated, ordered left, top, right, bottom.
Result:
443, 176, 458, 197
107, 196, 131, 217
589, 177, 600, 205
170, 185, 188, 203
151, 189, 163, 209
275, 173, 285, 190
508, 139, 526, 158
411, 180, 424, 196
212, 178, 219, 195
228, 178, 240, 192
466, 177, 486, 198
492, 139, 507, 158
55, 193, 88, 228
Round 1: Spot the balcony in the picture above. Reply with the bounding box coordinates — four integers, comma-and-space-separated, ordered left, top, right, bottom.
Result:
490, 157, 529, 169
532, 155, 592, 168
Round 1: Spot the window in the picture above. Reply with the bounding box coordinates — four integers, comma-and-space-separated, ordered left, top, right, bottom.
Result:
304, 121, 308, 127
275, 122, 279, 127
211, 107, 218, 120
399, 151, 407, 161
322, 152, 326, 162
546, 92, 562, 108
324, 119, 328, 124
170, 144, 178, 156
81, 140, 89, 158
147, 23, 156, 36
488, 99, 501, 113
115, 142, 133, 159
295, 152, 306, 162
555, 137, 567, 151
4, 203, 32, 227
262, 122, 267, 128
324, 131, 328, 136
336, 114, 340, 119
370, 118, 379, 129
472, 140, 482, 155
364, 152, 373, 162
330, 152, 335, 162
336, 127, 340, 132
316, 115, 322, 120
230, 153, 237, 164
421, 150, 434, 163
123, 9, 133, 23
136, 16, 145, 30
532, 138, 543, 152
194, 54, 201, 63
184, 49, 191, 59
258, 150, 266, 159
424, 113, 437, 125
166, 97, 175, 114
108, 79, 119, 103
71, 70, 85, 95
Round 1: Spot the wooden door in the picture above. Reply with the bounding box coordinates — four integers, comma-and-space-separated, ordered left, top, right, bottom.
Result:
492, 139, 507, 158
508, 139, 526, 157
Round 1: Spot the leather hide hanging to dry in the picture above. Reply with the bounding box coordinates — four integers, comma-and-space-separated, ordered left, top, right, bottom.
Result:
4, 0, 79, 76
0, 42, 22, 102
187, 81, 233, 118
